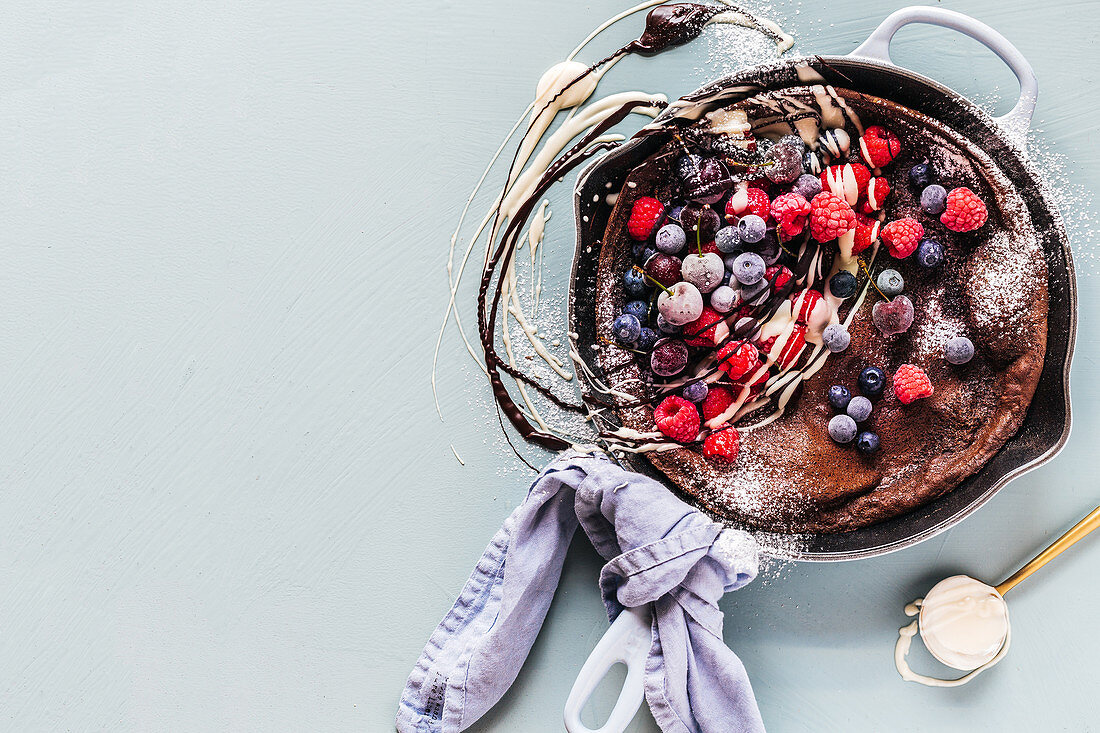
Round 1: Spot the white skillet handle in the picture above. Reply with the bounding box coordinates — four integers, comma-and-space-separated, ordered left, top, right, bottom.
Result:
850, 6, 1037, 141
563, 605, 652, 733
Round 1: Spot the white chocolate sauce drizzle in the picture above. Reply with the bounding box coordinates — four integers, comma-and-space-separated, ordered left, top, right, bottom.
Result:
434, 2, 796, 454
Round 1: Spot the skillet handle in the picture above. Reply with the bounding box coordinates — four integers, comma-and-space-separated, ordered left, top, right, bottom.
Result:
850, 6, 1037, 142
563, 605, 652, 733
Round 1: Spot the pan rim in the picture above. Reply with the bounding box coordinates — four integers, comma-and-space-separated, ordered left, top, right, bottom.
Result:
568, 55, 1075, 561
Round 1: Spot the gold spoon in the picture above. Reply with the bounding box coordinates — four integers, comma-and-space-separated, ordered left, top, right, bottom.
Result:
896, 504, 1100, 686
996, 504, 1100, 595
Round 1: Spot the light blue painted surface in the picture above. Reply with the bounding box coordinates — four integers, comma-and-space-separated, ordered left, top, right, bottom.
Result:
0, 0, 1096, 730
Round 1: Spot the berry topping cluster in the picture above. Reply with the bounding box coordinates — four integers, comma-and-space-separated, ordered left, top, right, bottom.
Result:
611, 109, 991, 463
824, 363, 933, 454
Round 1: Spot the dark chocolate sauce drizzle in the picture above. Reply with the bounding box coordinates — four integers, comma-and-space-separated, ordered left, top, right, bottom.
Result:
473, 3, 787, 453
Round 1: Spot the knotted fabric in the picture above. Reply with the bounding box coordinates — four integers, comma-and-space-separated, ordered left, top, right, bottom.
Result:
396, 450, 763, 733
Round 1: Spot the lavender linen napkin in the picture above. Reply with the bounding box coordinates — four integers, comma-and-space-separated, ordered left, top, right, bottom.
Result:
395, 450, 763, 733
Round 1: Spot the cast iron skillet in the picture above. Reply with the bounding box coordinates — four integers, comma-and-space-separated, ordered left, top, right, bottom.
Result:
567, 7, 1076, 563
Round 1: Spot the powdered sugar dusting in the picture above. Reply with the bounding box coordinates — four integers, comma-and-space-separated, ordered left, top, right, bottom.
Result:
968, 228, 1043, 354
913, 287, 968, 364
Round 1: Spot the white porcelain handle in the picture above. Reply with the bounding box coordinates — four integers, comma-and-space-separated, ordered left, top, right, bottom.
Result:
563, 605, 652, 733
850, 6, 1037, 141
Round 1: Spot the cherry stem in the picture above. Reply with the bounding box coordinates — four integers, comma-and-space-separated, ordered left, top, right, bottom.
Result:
599, 334, 645, 355
859, 258, 888, 300
634, 265, 673, 296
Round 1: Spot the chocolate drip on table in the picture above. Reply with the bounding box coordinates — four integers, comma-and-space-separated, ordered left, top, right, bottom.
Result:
475, 3, 753, 452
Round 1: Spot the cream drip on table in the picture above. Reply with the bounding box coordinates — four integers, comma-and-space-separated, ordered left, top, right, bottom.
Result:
894, 575, 1011, 687
433, 0, 794, 454
893, 505, 1100, 688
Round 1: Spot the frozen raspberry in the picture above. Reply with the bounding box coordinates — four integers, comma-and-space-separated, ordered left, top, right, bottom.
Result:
861, 177, 891, 213
700, 240, 720, 255
777, 324, 807, 369
683, 306, 723, 347
819, 163, 871, 205
852, 213, 881, 254
731, 363, 769, 393
790, 288, 824, 323
627, 196, 665, 240
809, 192, 856, 242
755, 335, 776, 356
893, 364, 934, 404
725, 187, 770, 223
701, 385, 734, 422
940, 187, 988, 232
702, 426, 740, 462
653, 396, 701, 443
771, 192, 812, 238
765, 264, 793, 290
881, 217, 924, 259
859, 126, 902, 168
716, 340, 760, 380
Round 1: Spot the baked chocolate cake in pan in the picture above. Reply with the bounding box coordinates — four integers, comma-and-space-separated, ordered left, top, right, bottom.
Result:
593, 85, 1047, 534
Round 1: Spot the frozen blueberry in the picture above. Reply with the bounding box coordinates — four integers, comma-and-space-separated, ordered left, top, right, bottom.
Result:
822, 323, 851, 353
656, 313, 680, 334
623, 267, 648, 296
683, 380, 709, 403
720, 270, 733, 287
828, 414, 858, 444
655, 223, 687, 254
856, 431, 880, 455
858, 366, 886, 397
945, 336, 975, 365
876, 268, 905, 297
847, 395, 872, 422
793, 173, 822, 200
828, 385, 852, 411
916, 238, 944, 268
742, 278, 770, 303
710, 284, 740, 313
624, 300, 649, 321
829, 270, 858, 299
766, 142, 804, 184
738, 214, 767, 244
715, 225, 742, 254
732, 252, 766, 285
613, 314, 641, 345
920, 184, 948, 216
666, 204, 684, 224
636, 327, 657, 352
909, 160, 934, 190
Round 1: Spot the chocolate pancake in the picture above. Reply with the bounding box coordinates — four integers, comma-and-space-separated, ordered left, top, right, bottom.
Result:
594, 86, 1047, 533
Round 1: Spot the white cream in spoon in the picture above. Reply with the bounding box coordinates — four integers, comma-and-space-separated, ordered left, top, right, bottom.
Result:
895, 575, 1011, 687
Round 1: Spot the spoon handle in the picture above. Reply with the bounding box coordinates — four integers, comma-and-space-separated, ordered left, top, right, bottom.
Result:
996, 505, 1100, 596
